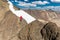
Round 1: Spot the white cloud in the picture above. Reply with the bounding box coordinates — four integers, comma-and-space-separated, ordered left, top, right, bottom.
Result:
24, 0, 28, 1
25, 6, 60, 10
51, 0, 60, 2
36, 6, 60, 11
17, 1, 49, 7
18, 1, 36, 7
32, 1, 49, 5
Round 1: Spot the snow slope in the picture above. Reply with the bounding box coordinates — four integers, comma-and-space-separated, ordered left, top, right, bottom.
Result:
8, 1, 36, 24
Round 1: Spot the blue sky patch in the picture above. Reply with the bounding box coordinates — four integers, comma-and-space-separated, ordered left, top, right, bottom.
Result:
9, 0, 60, 10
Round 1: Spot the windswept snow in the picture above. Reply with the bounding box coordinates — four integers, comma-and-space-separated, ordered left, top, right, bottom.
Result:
8, 1, 36, 24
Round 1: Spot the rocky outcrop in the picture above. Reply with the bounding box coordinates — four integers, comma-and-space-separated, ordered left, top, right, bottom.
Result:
11, 20, 45, 40
41, 22, 59, 40
10, 21, 60, 40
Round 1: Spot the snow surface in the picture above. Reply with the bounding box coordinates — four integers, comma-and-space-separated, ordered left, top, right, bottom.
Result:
8, 1, 36, 24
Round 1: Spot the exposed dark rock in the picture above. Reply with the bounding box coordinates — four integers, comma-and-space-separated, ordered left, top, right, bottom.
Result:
41, 22, 59, 40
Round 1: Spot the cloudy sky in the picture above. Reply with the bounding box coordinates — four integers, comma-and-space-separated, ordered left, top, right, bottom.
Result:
9, 0, 60, 10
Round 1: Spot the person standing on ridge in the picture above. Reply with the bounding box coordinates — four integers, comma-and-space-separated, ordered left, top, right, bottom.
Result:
20, 16, 23, 21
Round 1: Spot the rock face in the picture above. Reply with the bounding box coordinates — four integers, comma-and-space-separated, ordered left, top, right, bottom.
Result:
41, 22, 59, 40
10, 21, 60, 40
0, 10, 27, 40
12, 20, 45, 40
0, 0, 60, 40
